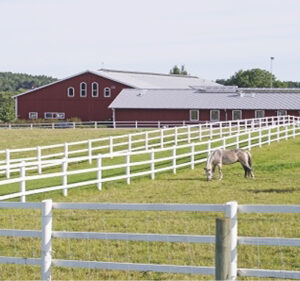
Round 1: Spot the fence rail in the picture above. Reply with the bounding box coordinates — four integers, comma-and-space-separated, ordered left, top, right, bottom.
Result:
0, 115, 294, 178
0, 201, 299, 280
1, 118, 299, 202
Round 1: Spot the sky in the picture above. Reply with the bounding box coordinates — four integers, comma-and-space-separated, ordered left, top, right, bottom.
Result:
0, 0, 300, 81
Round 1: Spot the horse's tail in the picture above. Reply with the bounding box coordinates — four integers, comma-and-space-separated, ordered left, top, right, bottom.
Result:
246, 151, 252, 168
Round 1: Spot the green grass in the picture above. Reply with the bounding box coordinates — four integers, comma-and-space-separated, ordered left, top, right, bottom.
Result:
0, 129, 299, 280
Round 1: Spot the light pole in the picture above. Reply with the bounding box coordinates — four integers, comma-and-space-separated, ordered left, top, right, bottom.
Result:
270, 57, 274, 88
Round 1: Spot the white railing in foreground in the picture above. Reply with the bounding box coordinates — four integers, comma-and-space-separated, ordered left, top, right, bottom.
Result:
0, 115, 294, 179
0, 201, 299, 280
0, 120, 299, 202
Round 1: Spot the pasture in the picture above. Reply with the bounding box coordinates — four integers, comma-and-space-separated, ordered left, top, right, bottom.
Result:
0, 128, 299, 280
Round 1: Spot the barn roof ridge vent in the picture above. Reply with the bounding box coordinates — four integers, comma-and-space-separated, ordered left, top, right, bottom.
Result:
98, 68, 199, 78
190, 85, 238, 93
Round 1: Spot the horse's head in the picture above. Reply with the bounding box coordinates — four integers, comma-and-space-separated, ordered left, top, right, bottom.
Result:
204, 168, 213, 181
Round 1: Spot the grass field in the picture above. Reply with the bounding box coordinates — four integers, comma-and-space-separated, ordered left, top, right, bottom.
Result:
0, 129, 299, 280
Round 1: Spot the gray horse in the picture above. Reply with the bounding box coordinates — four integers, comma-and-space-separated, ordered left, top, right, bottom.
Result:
204, 149, 254, 181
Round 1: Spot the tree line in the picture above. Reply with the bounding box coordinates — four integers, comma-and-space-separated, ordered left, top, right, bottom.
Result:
0, 72, 57, 122
216, 68, 300, 88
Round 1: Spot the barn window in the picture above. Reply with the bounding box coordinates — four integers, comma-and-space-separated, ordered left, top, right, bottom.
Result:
104, 87, 111, 98
67, 87, 75, 97
255, 110, 265, 119
80, 82, 87, 97
29, 112, 38, 119
210, 110, 220, 121
44, 112, 65, 119
190, 110, 199, 121
91, 82, 99, 97
232, 110, 242, 120
277, 110, 287, 116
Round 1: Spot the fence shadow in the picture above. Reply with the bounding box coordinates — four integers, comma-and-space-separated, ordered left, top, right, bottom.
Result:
246, 188, 296, 194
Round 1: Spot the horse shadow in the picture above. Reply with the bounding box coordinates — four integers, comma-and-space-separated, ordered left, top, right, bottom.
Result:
246, 188, 296, 194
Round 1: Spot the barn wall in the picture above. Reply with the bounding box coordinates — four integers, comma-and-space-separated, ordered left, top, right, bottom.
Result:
16, 72, 132, 121
115, 109, 300, 122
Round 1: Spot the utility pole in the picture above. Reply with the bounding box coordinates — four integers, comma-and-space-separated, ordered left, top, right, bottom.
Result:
270, 57, 274, 88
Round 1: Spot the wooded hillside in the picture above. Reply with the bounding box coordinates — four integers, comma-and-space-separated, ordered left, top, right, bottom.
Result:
0, 72, 57, 92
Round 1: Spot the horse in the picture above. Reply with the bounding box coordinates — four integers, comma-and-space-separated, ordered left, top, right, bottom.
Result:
204, 149, 254, 181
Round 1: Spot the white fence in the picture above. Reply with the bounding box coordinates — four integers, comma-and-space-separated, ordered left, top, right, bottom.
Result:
0, 200, 299, 280
0, 118, 289, 129
0, 120, 205, 129
0, 115, 294, 179
0, 118, 299, 202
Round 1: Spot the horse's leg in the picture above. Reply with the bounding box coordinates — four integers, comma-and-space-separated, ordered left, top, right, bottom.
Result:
240, 161, 254, 179
242, 165, 248, 178
217, 164, 223, 180
212, 165, 216, 178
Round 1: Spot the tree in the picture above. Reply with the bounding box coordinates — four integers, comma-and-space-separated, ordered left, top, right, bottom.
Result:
170, 65, 188, 75
216, 68, 288, 88
0, 97, 15, 122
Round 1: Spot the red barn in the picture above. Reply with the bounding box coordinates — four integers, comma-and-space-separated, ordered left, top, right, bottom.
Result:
109, 87, 300, 122
13, 69, 219, 121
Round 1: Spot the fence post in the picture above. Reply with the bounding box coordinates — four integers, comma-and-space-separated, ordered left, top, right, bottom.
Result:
222, 137, 226, 149
113, 121, 116, 129
73, 122, 76, 129
199, 124, 202, 141
135, 121, 138, 129
41, 199, 52, 281
37, 146, 42, 174
62, 158, 68, 196
174, 127, 178, 146
126, 153, 130, 184
160, 129, 164, 148
225, 201, 238, 281
94, 121, 97, 129
215, 218, 231, 281
173, 146, 176, 174
128, 134, 132, 152
187, 126, 191, 143
209, 123, 213, 139
6, 149, 10, 179
191, 143, 195, 170
207, 140, 211, 155
52, 123, 54, 129
229, 121, 232, 136
88, 140, 92, 164
158, 121, 160, 128
20, 161, 26, 203
97, 154, 102, 190
151, 149, 155, 180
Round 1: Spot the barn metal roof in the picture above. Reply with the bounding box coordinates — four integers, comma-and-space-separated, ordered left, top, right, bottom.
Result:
12, 69, 219, 99
97, 69, 220, 89
109, 88, 300, 110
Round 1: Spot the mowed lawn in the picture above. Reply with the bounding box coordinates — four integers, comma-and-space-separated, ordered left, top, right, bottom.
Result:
0, 129, 299, 280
